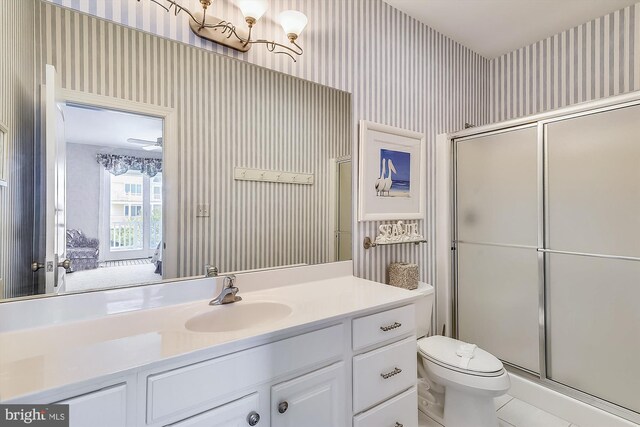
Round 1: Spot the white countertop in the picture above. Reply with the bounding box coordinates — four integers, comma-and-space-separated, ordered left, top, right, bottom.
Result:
0, 275, 423, 402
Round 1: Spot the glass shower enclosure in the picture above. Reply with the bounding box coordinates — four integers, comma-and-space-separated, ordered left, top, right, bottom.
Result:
453, 101, 640, 423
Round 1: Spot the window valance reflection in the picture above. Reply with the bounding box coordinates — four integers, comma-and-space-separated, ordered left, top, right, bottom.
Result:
96, 153, 162, 177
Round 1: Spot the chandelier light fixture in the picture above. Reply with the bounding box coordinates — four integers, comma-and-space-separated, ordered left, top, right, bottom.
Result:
139, 0, 308, 61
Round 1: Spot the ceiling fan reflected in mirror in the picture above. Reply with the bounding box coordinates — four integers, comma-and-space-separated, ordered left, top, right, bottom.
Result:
127, 137, 163, 152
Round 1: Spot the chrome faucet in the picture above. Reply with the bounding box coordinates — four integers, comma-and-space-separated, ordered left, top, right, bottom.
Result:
209, 275, 242, 306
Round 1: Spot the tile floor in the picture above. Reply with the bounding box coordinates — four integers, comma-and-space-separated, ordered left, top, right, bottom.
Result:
419, 394, 579, 427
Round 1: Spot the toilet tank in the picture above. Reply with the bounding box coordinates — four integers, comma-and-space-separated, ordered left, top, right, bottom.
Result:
414, 282, 434, 338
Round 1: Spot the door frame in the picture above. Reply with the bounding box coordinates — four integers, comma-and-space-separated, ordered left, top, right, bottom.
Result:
328, 156, 352, 262
58, 89, 179, 279
42, 66, 68, 295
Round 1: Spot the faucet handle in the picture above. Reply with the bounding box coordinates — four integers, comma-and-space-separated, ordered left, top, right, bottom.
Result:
205, 265, 218, 277
223, 274, 237, 288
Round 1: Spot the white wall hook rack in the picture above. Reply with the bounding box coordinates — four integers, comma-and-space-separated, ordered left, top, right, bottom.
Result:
234, 167, 314, 185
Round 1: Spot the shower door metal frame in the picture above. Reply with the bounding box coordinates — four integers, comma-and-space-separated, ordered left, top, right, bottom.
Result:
450, 122, 539, 347
449, 91, 640, 424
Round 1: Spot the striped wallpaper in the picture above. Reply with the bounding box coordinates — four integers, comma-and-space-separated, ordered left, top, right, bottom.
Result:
0, 0, 36, 298
46, 0, 490, 286
37, 2, 351, 277
5, 0, 637, 296
489, 3, 640, 122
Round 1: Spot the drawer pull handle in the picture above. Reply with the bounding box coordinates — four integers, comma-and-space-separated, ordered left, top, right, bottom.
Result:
380, 322, 402, 332
395, 423, 403, 427
278, 401, 289, 414
247, 411, 260, 426
380, 367, 402, 379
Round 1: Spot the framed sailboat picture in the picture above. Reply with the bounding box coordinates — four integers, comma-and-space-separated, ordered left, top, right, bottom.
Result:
358, 120, 425, 221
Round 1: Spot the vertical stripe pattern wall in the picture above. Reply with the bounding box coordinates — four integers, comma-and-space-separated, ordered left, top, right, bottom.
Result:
0, 0, 36, 298
45, 0, 490, 285
37, 2, 351, 277
490, 3, 640, 122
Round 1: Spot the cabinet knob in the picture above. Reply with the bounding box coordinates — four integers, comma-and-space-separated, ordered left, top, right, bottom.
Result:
395, 423, 403, 427
246, 411, 260, 426
277, 401, 289, 414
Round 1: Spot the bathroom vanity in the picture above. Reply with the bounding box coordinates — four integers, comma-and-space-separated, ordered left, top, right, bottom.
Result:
0, 263, 428, 427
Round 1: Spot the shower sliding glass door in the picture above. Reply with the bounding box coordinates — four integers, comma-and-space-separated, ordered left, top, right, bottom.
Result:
454, 126, 540, 374
453, 100, 640, 422
544, 105, 640, 415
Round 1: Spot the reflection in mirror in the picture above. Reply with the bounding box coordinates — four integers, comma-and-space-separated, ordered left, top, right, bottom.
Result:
62, 105, 164, 292
0, 0, 352, 301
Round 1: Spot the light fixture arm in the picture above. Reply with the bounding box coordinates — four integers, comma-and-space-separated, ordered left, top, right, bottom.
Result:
138, 0, 304, 62
144, 0, 198, 23
243, 20, 254, 48
199, 10, 207, 31
248, 37, 303, 61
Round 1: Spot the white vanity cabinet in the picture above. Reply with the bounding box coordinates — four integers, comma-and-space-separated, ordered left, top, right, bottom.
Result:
144, 324, 345, 426
143, 302, 417, 427
353, 386, 418, 427
271, 362, 346, 427
353, 336, 417, 413
21, 300, 419, 427
167, 393, 260, 427
60, 383, 128, 427
351, 305, 418, 427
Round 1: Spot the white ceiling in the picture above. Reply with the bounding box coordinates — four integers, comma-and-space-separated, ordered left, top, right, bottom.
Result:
383, 0, 638, 58
62, 104, 163, 150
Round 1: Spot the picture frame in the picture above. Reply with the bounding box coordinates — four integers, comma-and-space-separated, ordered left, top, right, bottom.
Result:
358, 120, 425, 221
0, 123, 7, 187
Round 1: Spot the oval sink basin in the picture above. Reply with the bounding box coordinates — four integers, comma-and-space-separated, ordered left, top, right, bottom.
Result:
185, 301, 293, 333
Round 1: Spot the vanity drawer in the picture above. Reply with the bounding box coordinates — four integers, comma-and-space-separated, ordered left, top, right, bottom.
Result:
353, 305, 415, 351
168, 393, 259, 427
147, 324, 343, 424
352, 336, 417, 413
59, 383, 127, 427
353, 386, 418, 427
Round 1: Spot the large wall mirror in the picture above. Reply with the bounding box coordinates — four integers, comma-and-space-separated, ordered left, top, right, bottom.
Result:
0, 0, 352, 302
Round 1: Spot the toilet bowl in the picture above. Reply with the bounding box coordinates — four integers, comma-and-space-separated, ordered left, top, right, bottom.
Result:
417, 335, 510, 427
411, 284, 510, 427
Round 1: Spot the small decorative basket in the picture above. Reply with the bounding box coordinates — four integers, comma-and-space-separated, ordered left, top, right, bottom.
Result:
387, 262, 419, 290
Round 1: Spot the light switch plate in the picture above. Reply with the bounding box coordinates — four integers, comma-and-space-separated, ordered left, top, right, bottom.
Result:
196, 203, 210, 217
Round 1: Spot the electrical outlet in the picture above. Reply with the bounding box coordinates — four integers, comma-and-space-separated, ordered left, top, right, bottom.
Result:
196, 203, 210, 217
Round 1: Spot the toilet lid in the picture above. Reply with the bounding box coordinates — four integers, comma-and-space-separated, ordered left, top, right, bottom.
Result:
418, 335, 504, 377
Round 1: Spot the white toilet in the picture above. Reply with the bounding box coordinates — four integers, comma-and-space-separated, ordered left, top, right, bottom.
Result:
415, 285, 510, 427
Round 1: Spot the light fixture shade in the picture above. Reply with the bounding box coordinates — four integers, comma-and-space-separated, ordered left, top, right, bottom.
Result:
279, 10, 308, 38
236, 0, 269, 21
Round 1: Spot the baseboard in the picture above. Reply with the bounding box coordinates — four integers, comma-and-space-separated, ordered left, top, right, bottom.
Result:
508, 373, 639, 427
